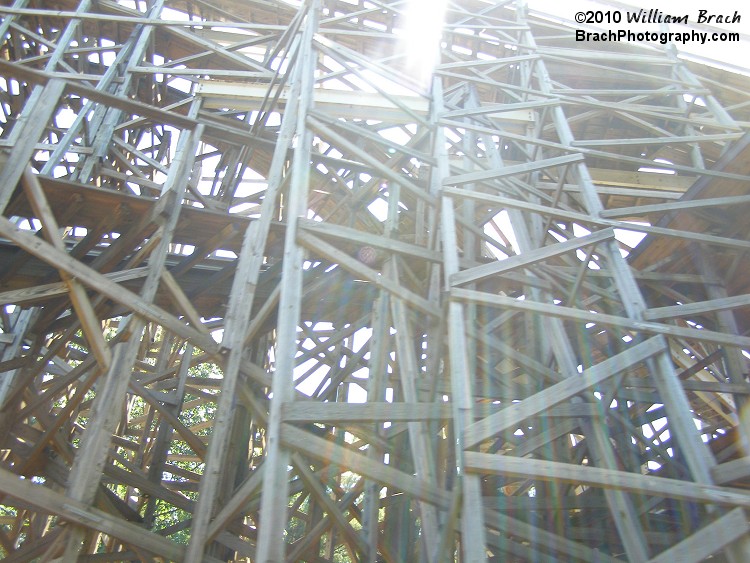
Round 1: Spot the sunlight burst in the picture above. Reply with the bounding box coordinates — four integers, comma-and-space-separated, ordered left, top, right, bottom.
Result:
400, 0, 448, 87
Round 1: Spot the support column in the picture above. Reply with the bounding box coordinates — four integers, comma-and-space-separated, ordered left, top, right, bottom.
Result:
255, 2, 319, 560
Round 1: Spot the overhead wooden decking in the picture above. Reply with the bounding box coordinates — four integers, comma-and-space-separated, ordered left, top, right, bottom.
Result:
2, 0, 750, 561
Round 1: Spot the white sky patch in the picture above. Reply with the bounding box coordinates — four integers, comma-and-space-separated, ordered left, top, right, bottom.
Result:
638, 159, 676, 175
399, 0, 448, 88
484, 210, 520, 257
348, 383, 367, 403
160, 7, 191, 20
368, 197, 389, 221
615, 226, 649, 250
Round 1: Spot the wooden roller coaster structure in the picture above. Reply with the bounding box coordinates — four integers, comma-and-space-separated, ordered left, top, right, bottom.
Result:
2, 0, 750, 560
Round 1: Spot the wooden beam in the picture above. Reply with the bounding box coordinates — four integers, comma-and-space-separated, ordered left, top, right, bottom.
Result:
199, 81, 428, 122
452, 288, 750, 349
445, 186, 750, 251
281, 401, 600, 423
648, 508, 750, 563
444, 154, 583, 186
0, 80, 65, 213
21, 168, 112, 371
281, 424, 451, 508
291, 453, 370, 556
463, 337, 665, 448
297, 232, 436, 317
712, 457, 750, 485
0, 216, 219, 354
451, 227, 615, 286
0, 466, 189, 561
464, 452, 750, 508
644, 293, 750, 321
483, 508, 621, 563
599, 193, 750, 219
298, 219, 442, 263
0, 268, 149, 305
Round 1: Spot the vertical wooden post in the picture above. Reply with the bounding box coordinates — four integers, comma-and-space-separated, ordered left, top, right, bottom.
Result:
434, 75, 489, 562
254, 2, 319, 561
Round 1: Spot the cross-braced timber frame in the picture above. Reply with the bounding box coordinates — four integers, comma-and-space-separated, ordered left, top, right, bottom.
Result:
2, 0, 750, 561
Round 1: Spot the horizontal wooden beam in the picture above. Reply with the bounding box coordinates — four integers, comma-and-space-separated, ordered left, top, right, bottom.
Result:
0, 6, 288, 29
441, 98, 550, 120
643, 293, 750, 321
199, 81, 428, 122
571, 132, 743, 147
451, 288, 750, 348
464, 452, 750, 508
281, 401, 601, 423
444, 154, 583, 186
298, 219, 442, 263
445, 186, 750, 251
0, 268, 149, 306
712, 457, 750, 485
600, 194, 750, 219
